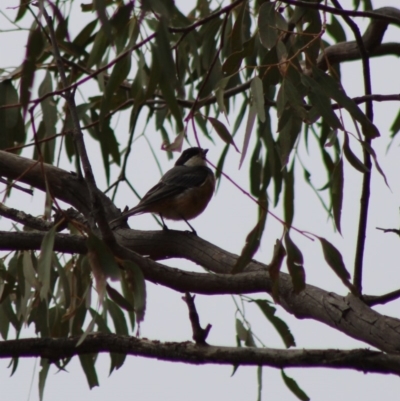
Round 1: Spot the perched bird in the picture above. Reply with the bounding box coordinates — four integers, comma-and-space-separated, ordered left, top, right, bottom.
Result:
111, 147, 215, 235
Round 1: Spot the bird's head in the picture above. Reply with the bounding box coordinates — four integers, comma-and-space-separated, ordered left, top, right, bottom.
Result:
175, 147, 208, 167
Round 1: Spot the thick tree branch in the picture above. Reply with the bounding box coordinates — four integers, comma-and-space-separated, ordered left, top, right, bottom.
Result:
0, 150, 120, 222
317, 7, 400, 71
0, 333, 399, 375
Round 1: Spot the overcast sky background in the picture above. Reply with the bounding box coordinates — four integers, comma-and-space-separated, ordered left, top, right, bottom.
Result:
1, 0, 400, 400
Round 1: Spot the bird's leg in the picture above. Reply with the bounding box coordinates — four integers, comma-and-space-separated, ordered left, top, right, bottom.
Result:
181, 216, 197, 236
160, 214, 169, 231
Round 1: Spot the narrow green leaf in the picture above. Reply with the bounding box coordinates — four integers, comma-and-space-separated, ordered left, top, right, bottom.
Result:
79, 354, 99, 389
222, 50, 246, 76
106, 284, 134, 312
231, 0, 246, 53
343, 133, 369, 173
38, 72, 57, 163
331, 159, 343, 234
100, 55, 131, 127
326, 14, 347, 43
15, 0, 28, 21
235, 318, 255, 346
278, 115, 302, 167
0, 81, 25, 149
106, 299, 129, 335
99, 123, 121, 183
20, 27, 44, 115
258, 3, 288, 49
208, 117, 239, 152
38, 226, 56, 301
153, 42, 183, 131
122, 260, 146, 323
1, 296, 19, 332
38, 358, 50, 401
390, 109, 400, 138
311, 67, 379, 139
283, 164, 294, 227
250, 140, 262, 197
251, 77, 266, 123
362, 141, 390, 188
239, 103, 257, 169
280, 78, 307, 122
281, 369, 310, 401
215, 80, 229, 116
89, 309, 111, 334
9, 357, 19, 376
233, 97, 248, 136
73, 19, 98, 49
0, 302, 10, 339
87, 28, 109, 68
301, 74, 342, 130
93, 0, 113, 42
231, 335, 241, 377
253, 299, 295, 348
318, 237, 351, 283
232, 205, 267, 274
235, 318, 248, 342
76, 316, 96, 347
155, 18, 177, 81
23, 251, 39, 289
284, 233, 306, 294
215, 144, 229, 184
86, 232, 121, 281
55, 260, 71, 310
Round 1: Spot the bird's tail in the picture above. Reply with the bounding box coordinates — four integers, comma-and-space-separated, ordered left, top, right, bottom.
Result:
109, 205, 146, 225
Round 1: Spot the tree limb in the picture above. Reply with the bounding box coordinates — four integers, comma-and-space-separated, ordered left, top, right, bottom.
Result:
0, 333, 399, 375
0, 203, 53, 231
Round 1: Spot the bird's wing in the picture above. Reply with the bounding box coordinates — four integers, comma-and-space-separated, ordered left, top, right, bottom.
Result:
140, 166, 212, 205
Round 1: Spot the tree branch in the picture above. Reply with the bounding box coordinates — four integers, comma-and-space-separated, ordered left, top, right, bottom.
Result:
0, 333, 399, 375
364, 289, 400, 306
0, 204, 53, 231
317, 6, 400, 71
280, 1, 400, 26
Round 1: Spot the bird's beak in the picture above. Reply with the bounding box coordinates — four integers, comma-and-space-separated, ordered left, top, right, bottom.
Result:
202, 149, 209, 158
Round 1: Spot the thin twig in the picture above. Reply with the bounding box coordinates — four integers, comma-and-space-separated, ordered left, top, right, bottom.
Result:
182, 293, 211, 345
364, 289, 400, 306
0, 178, 33, 196
376, 227, 400, 236
330, 0, 373, 295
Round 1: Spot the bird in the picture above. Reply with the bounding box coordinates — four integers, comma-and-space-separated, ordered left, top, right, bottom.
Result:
110, 147, 215, 235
